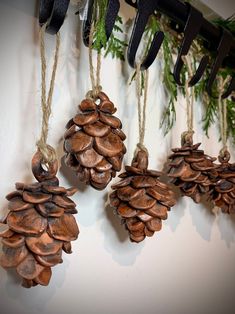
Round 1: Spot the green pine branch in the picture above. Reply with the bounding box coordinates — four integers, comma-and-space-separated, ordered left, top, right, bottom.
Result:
104, 16, 128, 61
91, 1, 127, 61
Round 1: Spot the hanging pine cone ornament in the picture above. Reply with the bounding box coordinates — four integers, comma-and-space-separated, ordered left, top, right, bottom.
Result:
208, 151, 235, 214
110, 149, 176, 243
0, 152, 79, 288
64, 91, 126, 190
168, 135, 218, 203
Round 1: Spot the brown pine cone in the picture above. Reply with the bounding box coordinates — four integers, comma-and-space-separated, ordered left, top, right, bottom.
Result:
64, 91, 126, 190
110, 150, 176, 243
0, 152, 79, 288
168, 141, 218, 203
208, 151, 235, 214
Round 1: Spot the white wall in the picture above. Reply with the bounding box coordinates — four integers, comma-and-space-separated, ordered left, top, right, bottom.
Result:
0, 1, 235, 314
201, 0, 235, 18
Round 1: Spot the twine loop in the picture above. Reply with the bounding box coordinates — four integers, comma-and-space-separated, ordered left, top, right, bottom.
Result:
135, 62, 149, 154
181, 130, 194, 146
182, 55, 194, 142
88, 23, 102, 100
219, 147, 230, 163
86, 86, 102, 101
37, 24, 60, 164
218, 75, 231, 158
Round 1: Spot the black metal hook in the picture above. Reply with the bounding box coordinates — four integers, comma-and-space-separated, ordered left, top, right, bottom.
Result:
207, 28, 235, 98
126, 0, 164, 69
83, 0, 120, 47
39, 0, 70, 35
174, 4, 209, 86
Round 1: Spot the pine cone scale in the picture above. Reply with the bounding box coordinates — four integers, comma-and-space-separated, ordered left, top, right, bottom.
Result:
117, 203, 137, 218
83, 121, 110, 137
94, 133, 123, 157
16, 253, 45, 280
129, 195, 156, 210
25, 232, 62, 256
99, 113, 121, 128
0, 245, 28, 268
35, 251, 62, 267
7, 208, 47, 236
36, 203, 64, 218
8, 197, 33, 211
64, 131, 93, 154
2, 234, 25, 249
116, 186, 145, 201
73, 112, 99, 126
131, 176, 157, 188
34, 267, 51, 286
48, 214, 79, 242
76, 148, 103, 168
145, 203, 168, 219
94, 159, 112, 172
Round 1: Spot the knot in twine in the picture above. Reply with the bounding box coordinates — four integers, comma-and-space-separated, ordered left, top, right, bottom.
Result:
88, 23, 102, 100
37, 24, 60, 164
181, 55, 195, 144
86, 86, 102, 101
218, 75, 231, 159
181, 130, 194, 147
36, 142, 57, 165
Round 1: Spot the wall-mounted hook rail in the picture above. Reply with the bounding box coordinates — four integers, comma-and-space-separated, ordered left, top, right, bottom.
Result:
126, 0, 235, 97
125, 0, 235, 68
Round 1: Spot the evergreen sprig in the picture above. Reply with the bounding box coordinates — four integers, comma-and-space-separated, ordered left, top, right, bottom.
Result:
104, 16, 128, 61
92, 0, 127, 60
194, 16, 235, 142
160, 30, 177, 134
92, 0, 108, 53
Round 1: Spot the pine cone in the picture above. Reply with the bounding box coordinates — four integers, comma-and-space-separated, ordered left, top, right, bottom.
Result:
0, 152, 79, 288
110, 150, 176, 243
209, 151, 235, 214
64, 92, 126, 190
168, 141, 218, 203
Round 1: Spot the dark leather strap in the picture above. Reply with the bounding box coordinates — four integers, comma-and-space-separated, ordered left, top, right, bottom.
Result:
83, 0, 120, 47
174, 4, 209, 86
39, 0, 70, 35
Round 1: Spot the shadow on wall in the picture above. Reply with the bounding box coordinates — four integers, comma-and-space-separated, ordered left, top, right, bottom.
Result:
101, 199, 145, 266
0, 255, 69, 314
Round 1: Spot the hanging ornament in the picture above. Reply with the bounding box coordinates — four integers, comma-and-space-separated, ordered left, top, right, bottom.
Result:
64, 22, 126, 190
208, 77, 235, 214
110, 65, 176, 243
168, 55, 218, 203
0, 25, 79, 288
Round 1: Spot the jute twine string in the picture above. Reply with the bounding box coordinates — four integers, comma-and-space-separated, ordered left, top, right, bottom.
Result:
37, 24, 60, 164
86, 23, 102, 100
218, 75, 231, 158
135, 62, 149, 155
181, 55, 195, 145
